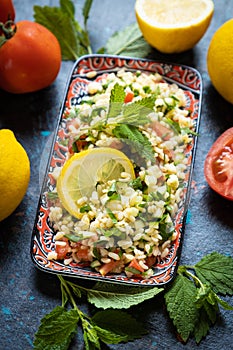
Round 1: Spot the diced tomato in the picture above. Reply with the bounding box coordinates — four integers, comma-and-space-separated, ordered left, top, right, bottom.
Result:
145, 255, 157, 268
204, 127, 233, 201
75, 246, 90, 262
55, 238, 70, 260
128, 258, 145, 273
124, 91, 134, 103
99, 259, 121, 276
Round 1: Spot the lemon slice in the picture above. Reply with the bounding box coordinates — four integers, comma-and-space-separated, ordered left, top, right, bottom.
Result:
56, 147, 135, 218
135, 0, 214, 53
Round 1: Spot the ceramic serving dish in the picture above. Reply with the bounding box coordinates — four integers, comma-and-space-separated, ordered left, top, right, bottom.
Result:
31, 54, 202, 287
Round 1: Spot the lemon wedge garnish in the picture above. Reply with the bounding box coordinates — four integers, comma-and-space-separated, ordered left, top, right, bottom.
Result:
135, 0, 214, 53
56, 147, 135, 218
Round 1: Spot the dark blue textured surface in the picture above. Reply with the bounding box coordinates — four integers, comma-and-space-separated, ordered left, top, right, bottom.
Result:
0, 1, 233, 349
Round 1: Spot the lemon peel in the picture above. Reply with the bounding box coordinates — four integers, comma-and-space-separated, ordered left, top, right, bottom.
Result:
207, 19, 233, 105
0, 129, 30, 221
135, 0, 214, 53
56, 147, 135, 218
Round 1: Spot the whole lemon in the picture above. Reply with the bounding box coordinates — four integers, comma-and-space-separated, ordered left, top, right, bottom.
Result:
207, 19, 233, 104
0, 129, 30, 221
135, 0, 214, 54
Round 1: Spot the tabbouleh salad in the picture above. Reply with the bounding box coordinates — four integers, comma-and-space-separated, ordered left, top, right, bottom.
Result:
47, 68, 196, 279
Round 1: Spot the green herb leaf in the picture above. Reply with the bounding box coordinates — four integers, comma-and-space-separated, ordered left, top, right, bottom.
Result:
195, 285, 219, 324
83, 319, 101, 350
193, 307, 211, 344
80, 204, 92, 213
92, 310, 147, 342
33, 5, 82, 60
129, 177, 144, 190
33, 306, 79, 350
60, 0, 75, 19
122, 95, 155, 121
215, 294, 233, 310
106, 207, 118, 223
83, 0, 93, 27
94, 325, 129, 344
164, 118, 181, 134
164, 274, 199, 342
87, 282, 163, 309
112, 124, 155, 163
194, 252, 233, 295
107, 83, 125, 119
104, 22, 151, 58
33, 0, 92, 60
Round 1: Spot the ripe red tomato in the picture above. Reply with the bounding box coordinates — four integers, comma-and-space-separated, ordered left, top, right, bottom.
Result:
204, 127, 233, 200
0, 20, 61, 94
0, 0, 15, 23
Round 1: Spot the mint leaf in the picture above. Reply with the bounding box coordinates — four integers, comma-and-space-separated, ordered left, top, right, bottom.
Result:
87, 282, 163, 309
112, 124, 155, 163
194, 252, 233, 295
195, 286, 218, 325
92, 310, 147, 342
60, 0, 75, 18
104, 22, 151, 58
83, 0, 93, 26
83, 319, 101, 350
34, 5, 82, 60
193, 307, 211, 344
164, 274, 199, 342
215, 294, 233, 310
94, 325, 129, 344
33, 306, 79, 350
122, 95, 155, 124
107, 83, 125, 119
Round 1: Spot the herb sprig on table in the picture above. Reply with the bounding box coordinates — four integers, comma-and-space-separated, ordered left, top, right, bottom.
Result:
33, 0, 152, 60
33, 252, 233, 349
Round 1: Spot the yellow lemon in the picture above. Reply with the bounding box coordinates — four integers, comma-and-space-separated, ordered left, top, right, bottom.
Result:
207, 19, 233, 105
0, 129, 30, 221
135, 0, 214, 53
56, 147, 135, 218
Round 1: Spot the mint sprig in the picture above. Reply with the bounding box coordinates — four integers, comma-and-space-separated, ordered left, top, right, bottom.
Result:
34, 0, 92, 60
33, 0, 151, 60
33, 275, 148, 350
165, 252, 233, 344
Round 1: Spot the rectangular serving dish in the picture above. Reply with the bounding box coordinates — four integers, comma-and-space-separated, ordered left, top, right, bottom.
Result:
31, 54, 202, 287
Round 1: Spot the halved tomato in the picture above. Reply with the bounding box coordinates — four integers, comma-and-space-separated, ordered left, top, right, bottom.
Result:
204, 127, 233, 200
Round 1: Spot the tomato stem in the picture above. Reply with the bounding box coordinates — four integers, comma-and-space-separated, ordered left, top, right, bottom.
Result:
0, 20, 16, 41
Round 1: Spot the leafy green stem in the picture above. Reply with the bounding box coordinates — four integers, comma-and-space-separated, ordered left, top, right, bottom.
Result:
58, 275, 79, 310
181, 267, 205, 290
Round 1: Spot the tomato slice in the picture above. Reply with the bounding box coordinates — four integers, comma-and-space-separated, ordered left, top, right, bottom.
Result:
204, 127, 233, 200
